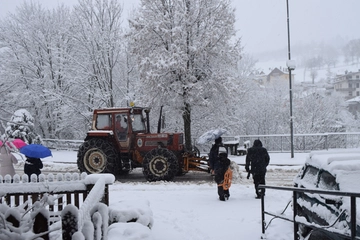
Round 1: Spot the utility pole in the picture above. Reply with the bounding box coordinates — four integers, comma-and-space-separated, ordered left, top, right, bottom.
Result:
286, 0, 295, 158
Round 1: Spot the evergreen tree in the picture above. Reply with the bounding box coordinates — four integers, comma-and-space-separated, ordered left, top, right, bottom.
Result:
2, 109, 42, 144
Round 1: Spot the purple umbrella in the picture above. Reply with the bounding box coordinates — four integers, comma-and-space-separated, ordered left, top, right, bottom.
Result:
20, 144, 52, 158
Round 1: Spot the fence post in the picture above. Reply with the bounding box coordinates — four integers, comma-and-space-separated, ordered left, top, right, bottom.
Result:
351, 196, 356, 240
62, 205, 79, 240
33, 212, 49, 240
261, 195, 265, 235
303, 136, 305, 151
325, 135, 328, 150
293, 191, 298, 240
6, 213, 20, 228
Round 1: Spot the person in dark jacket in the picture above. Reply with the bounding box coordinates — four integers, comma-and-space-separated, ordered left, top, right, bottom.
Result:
209, 137, 223, 175
24, 156, 43, 181
214, 147, 231, 201
245, 139, 270, 199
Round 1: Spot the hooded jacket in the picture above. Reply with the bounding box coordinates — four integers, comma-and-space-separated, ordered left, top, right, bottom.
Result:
24, 157, 43, 178
209, 137, 223, 170
214, 152, 231, 184
245, 139, 270, 174
0, 146, 18, 178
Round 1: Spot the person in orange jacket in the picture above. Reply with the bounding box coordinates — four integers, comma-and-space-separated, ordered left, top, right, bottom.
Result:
214, 147, 232, 201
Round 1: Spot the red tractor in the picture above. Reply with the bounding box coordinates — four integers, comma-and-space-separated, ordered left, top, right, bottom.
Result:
77, 106, 208, 181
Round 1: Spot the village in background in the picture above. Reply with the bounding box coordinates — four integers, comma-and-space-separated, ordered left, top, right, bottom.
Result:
250, 41, 360, 119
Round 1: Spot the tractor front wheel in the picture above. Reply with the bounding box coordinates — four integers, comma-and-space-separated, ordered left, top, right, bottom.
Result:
77, 138, 119, 175
143, 148, 179, 181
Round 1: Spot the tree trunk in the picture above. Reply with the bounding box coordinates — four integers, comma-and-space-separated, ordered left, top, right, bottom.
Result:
183, 102, 192, 151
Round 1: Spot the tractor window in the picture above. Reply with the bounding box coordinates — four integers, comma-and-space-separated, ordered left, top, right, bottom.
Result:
96, 114, 112, 130
115, 114, 128, 141
132, 114, 146, 131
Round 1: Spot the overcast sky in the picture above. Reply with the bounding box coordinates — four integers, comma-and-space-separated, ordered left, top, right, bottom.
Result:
1, 0, 359, 55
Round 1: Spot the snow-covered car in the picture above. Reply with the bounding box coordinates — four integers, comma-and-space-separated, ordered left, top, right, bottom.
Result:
294, 149, 360, 240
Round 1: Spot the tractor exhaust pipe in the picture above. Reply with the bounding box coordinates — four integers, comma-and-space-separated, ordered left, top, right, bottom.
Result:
144, 108, 151, 133
157, 106, 163, 133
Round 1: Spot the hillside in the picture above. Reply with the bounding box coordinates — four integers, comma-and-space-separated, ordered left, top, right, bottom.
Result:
255, 57, 360, 84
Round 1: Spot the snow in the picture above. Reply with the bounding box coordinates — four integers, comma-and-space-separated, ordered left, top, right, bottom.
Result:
255, 57, 360, 84
197, 128, 227, 144
2, 149, 360, 239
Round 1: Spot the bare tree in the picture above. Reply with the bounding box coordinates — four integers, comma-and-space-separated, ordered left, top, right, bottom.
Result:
72, 0, 124, 108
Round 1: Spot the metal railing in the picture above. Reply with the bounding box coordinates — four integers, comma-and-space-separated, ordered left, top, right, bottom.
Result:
222, 132, 360, 152
259, 185, 360, 240
42, 132, 360, 152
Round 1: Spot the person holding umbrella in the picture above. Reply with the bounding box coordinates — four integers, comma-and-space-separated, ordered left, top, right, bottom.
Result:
24, 156, 43, 181
20, 144, 52, 181
0, 145, 18, 182
209, 137, 223, 175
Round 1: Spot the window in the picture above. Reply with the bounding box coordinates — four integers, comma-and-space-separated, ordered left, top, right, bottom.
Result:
301, 166, 318, 187
96, 114, 112, 130
132, 114, 146, 132
318, 171, 339, 190
349, 83, 352, 88
349, 91, 353, 97
115, 114, 128, 141
357, 83, 359, 88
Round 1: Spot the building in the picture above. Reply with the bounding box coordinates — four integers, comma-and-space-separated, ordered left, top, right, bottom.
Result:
333, 70, 360, 100
252, 67, 295, 88
333, 70, 360, 118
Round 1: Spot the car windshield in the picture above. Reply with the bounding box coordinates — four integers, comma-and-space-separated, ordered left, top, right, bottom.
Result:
318, 171, 339, 191
301, 166, 318, 187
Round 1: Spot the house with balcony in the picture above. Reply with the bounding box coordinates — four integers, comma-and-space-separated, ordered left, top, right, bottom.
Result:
333, 70, 360, 118
333, 70, 360, 100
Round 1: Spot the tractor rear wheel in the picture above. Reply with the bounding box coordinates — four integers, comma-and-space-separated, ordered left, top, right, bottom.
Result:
143, 148, 179, 181
77, 138, 119, 175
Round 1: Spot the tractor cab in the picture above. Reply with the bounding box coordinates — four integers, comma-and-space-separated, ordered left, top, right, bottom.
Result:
89, 107, 147, 150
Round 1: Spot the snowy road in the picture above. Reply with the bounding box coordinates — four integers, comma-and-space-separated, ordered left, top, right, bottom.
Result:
13, 161, 300, 186
12, 150, 304, 186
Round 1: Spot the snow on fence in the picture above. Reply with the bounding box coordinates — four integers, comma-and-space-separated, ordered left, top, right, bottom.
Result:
0, 173, 115, 239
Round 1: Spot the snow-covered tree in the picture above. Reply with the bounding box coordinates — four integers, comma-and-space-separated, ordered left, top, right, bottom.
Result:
1, 109, 42, 144
128, 0, 241, 149
0, 0, 128, 139
72, 0, 124, 108
0, 2, 86, 139
293, 90, 347, 134
343, 39, 360, 63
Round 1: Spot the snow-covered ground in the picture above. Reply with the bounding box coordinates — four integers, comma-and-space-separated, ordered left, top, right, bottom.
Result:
8, 149, 358, 239
8, 150, 306, 239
